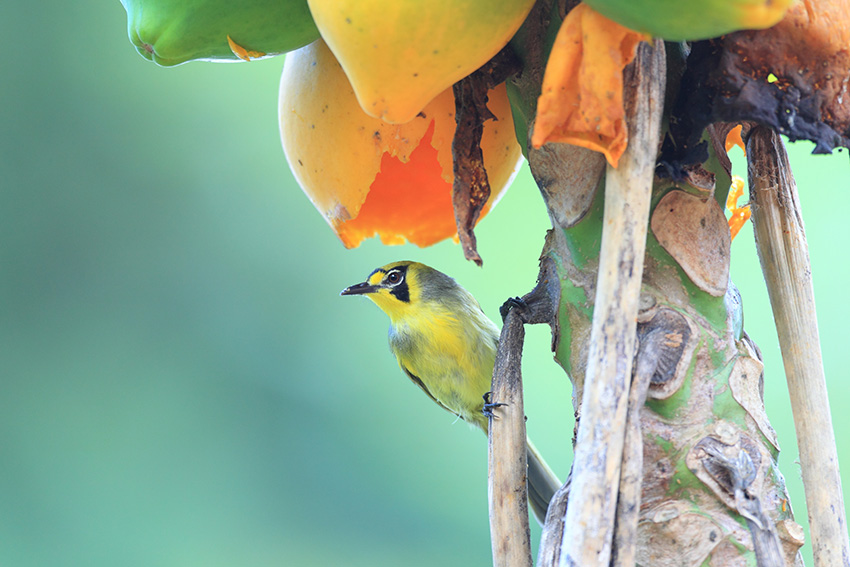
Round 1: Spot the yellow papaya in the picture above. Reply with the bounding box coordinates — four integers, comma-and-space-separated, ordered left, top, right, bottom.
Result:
279, 40, 523, 248
306, 0, 535, 123
121, 0, 319, 66
583, 0, 792, 40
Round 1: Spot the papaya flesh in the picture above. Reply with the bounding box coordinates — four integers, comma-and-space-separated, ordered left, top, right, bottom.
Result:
121, 0, 319, 66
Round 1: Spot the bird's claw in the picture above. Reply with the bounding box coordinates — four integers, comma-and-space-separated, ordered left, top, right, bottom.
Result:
482, 391, 507, 419
499, 296, 527, 323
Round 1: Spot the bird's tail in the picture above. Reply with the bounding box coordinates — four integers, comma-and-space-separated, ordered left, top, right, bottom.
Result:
526, 438, 562, 525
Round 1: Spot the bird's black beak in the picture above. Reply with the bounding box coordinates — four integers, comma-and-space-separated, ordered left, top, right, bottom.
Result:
340, 281, 378, 296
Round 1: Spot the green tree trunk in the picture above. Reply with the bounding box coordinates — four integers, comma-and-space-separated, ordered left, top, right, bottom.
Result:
536, 146, 804, 565
500, 12, 805, 565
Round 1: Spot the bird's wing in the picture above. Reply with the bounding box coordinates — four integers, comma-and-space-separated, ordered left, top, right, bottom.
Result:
399, 363, 461, 420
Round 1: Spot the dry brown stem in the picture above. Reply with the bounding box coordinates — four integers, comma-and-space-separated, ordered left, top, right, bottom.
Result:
556, 39, 665, 567
747, 126, 850, 567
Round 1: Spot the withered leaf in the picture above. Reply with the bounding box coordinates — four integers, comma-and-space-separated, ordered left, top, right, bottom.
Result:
452, 46, 521, 265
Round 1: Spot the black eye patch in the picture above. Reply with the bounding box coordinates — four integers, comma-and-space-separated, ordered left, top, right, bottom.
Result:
384, 265, 410, 302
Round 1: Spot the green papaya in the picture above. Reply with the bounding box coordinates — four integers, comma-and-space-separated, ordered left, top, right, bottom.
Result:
583, 0, 792, 41
121, 0, 320, 66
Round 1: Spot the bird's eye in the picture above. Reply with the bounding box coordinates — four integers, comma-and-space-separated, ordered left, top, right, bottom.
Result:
385, 270, 403, 285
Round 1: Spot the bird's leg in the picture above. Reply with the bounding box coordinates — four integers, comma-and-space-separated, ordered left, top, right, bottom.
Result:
483, 391, 508, 419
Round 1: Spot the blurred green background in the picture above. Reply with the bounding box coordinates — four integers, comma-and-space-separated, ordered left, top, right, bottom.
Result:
1, 2, 847, 566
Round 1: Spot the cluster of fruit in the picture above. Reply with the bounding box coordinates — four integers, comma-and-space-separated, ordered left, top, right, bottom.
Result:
120, 0, 790, 248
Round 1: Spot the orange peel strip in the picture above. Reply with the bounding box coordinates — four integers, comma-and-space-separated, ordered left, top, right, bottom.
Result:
725, 124, 746, 155
729, 206, 752, 240
531, 4, 648, 168
726, 175, 751, 240
726, 175, 745, 211
227, 35, 266, 61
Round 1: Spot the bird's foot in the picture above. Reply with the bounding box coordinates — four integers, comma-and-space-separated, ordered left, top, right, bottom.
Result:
499, 296, 527, 323
482, 391, 507, 418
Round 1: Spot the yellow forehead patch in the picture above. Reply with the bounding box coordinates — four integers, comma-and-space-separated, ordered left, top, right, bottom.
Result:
367, 271, 385, 285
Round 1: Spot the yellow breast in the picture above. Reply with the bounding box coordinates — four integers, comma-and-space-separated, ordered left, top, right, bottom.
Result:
390, 303, 497, 429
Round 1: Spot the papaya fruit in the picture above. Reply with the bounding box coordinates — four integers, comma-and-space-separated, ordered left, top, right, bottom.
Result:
306, 0, 536, 123
279, 40, 523, 248
120, 0, 319, 66
582, 0, 792, 41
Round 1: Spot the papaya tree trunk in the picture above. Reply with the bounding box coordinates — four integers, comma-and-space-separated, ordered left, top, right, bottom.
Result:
488, 9, 811, 564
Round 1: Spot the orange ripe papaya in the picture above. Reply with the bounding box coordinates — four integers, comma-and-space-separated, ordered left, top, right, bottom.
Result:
279, 40, 523, 248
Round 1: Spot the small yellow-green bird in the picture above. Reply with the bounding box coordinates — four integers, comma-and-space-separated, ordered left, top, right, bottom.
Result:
341, 260, 560, 522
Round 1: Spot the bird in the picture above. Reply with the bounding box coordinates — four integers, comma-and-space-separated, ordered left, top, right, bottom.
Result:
340, 260, 560, 523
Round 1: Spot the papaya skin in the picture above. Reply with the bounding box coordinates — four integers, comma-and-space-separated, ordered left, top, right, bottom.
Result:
121, 0, 319, 66
307, 0, 535, 123
583, 0, 792, 41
